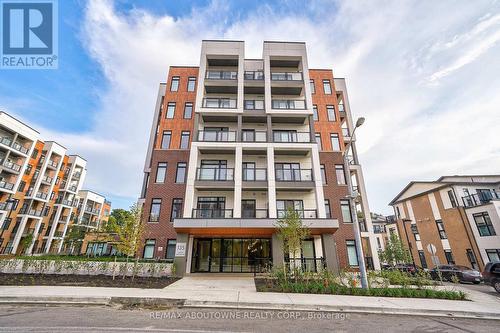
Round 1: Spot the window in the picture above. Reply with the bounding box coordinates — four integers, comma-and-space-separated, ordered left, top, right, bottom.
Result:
324, 200, 331, 219
143, 239, 156, 259
310, 79, 315, 94
180, 131, 190, 149
411, 223, 421, 241
170, 76, 179, 92
340, 200, 352, 223
184, 102, 193, 119
187, 77, 196, 92
396, 206, 401, 218
323, 79, 332, 94
435, 220, 447, 239
315, 133, 322, 150
242, 129, 255, 142
18, 181, 26, 192
466, 249, 478, 270
155, 162, 167, 183
166, 102, 175, 119
161, 131, 172, 149
418, 251, 428, 269
31, 149, 38, 159
346, 240, 358, 266
1, 218, 12, 230
330, 133, 341, 151
25, 164, 32, 175
149, 199, 161, 222
170, 198, 183, 222
335, 165, 346, 185
447, 190, 457, 207
166, 239, 177, 261
312, 105, 318, 121
175, 162, 187, 183
473, 212, 496, 236
444, 250, 455, 264
327, 105, 336, 121
486, 249, 500, 262
320, 164, 327, 184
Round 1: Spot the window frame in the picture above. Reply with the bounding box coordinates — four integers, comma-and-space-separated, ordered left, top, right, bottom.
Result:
312, 105, 318, 121
324, 199, 331, 219
170, 198, 183, 222
155, 162, 167, 183
435, 219, 447, 239
166, 239, 177, 261
330, 133, 341, 151
170, 76, 180, 92
187, 77, 196, 92
322, 79, 332, 94
175, 162, 187, 183
444, 250, 455, 265
447, 190, 457, 207
335, 164, 346, 185
320, 164, 327, 184
340, 199, 352, 223
326, 105, 336, 121
166, 102, 176, 119
161, 131, 172, 149
180, 131, 190, 149
473, 212, 496, 236
184, 102, 193, 119
315, 133, 322, 150
149, 199, 162, 222
143, 239, 156, 259
346, 240, 359, 267
310, 79, 315, 94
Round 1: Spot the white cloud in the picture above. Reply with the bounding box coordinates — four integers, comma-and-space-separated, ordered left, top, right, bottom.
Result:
35, 0, 500, 214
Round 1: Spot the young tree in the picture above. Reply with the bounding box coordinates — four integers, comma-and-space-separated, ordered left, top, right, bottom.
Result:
110, 202, 144, 259
275, 208, 310, 278
379, 233, 412, 265
63, 225, 87, 255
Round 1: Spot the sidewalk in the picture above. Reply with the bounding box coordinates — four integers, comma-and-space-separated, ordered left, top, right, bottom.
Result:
1, 276, 499, 320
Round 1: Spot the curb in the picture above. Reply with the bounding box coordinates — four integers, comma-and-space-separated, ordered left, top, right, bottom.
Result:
1, 296, 499, 320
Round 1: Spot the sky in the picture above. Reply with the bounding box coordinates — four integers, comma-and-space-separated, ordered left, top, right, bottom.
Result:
1, 0, 500, 214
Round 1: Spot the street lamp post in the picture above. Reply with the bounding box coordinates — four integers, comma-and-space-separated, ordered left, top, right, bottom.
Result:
401, 218, 416, 266
343, 117, 369, 289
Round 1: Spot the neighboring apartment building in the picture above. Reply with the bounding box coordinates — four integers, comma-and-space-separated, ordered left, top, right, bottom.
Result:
139, 40, 380, 275
0, 111, 111, 255
389, 175, 500, 270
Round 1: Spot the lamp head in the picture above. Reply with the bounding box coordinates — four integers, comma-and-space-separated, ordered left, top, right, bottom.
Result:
355, 117, 365, 128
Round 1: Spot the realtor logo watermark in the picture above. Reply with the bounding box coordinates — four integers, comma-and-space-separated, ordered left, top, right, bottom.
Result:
1, 0, 58, 69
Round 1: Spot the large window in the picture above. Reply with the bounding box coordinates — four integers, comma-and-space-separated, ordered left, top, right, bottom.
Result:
166, 239, 177, 261
155, 162, 167, 183
180, 131, 190, 149
473, 212, 496, 236
346, 240, 358, 266
447, 190, 457, 207
184, 102, 193, 119
315, 133, 322, 150
170, 76, 179, 92
166, 102, 175, 119
187, 77, 196, 92
143, 239, 156, 259
149, 199, 161, 222
310, 79, 315, 94
323, 79, 332, 94
312, 105, 318, 121
161, 131, 171, 149
327, 105, 336, 121
435, 220, 447, 239
340, 200, 352, 223
170, 198, 183, 222
335, 165, 346, 185
325, 200, 331, 219
444, 250, 455, 264
466, 249, 478, 270
418, 250, 428, 269
175, 162, 187, 183
330, 133, 341, 151
486, 249, 500, 262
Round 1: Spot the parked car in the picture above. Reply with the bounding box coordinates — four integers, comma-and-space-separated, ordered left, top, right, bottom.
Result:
482, 261, 500, 293
429, 265, 482, 284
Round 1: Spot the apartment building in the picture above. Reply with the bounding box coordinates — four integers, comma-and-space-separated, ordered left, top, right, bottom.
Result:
139, 40, 380, 275
0, 111, 110, 255
389, 175, 500, 270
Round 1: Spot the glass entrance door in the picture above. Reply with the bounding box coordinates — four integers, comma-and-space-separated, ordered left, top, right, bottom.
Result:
193, 239, 211, 272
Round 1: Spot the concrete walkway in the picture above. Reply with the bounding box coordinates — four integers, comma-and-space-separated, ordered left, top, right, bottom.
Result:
1, 276, 499, 320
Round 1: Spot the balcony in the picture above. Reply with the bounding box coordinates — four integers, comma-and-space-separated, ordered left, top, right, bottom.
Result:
338, 104, 346, 119
0, 136, 29, 154
243, 100, 264, 110
272, 131, 312, 143
242, 131, 267, 142
205, 70, 237, 80
54, 231, 64, 238
197, 130, 236, 142
242, 168, 267, 181
19, 208, 43, 217
275, 169, 313, 182
84, 207, 100, 214
462, 190, 500, 208
277, 209, 317, 219
35, 191, 48, 200
202, 98, 237, 109
0, 180, 15, 191
196, 168, 234, 181
59, 216, 69, 223
342, 128, 351, 141
22, 228, 36, 236
242, 209, 268, 219
72, 172, 81, 180
244, 71, 264, 80
1, 159, 22, 173
271, 100, 306, 110
56, 198, 73, 206
67, 185, 78, 192
41, 175, 53, 184
47, 160, 58, 169
192, 209, 233, 219
0, 202, 7, 210
271, 72, 303, 81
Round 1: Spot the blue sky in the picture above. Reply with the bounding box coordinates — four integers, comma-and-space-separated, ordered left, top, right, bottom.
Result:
2, 0, 500, 214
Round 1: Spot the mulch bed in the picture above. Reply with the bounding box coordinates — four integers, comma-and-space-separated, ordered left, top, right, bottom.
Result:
0, 273, 179, 289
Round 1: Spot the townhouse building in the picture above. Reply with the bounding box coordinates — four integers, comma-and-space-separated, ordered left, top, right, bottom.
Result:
389, 175, 500, 270
0, 111, 111, 255
139, 40, 380, 275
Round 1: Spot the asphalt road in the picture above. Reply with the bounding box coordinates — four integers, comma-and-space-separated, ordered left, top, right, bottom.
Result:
0, 305, 499, 333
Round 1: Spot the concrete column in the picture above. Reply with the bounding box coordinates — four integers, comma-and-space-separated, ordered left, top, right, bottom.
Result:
322, 233, 340, 274
57, 213, 72, 253
173, 233, 190, 276
272, 233, 284, 269
267, 147, 277, 218
11, 216, 28, 254
266, 115, 273, 142
45, 205, 63, 253
308, 115, 315, 142
183, 145, 199, 218
234, 146, 243, 218
236, 115, 242, 142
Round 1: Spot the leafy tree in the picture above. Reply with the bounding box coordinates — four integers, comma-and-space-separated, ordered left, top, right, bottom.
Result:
105, 209, 132, 232
20, 232, 34, 254
275, 208, 310, 279
63, 225, 87, 254
379, 233, 412, 265
110, 202, 144, 259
